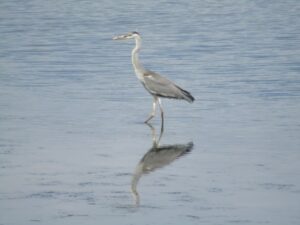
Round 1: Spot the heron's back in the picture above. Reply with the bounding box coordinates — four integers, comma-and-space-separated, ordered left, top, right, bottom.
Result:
142, 70, 194, 103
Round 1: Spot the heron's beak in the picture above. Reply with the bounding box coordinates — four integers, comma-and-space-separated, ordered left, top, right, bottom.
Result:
112, 34, 127, 40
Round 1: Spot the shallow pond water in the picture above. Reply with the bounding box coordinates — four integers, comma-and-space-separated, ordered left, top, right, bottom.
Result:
1, 0, 300, 224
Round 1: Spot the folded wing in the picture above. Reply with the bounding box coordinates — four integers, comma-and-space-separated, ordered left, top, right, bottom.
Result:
142, 71, 194, 103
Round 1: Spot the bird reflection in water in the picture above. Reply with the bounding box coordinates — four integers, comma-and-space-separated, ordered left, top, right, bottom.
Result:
131, 124, 193, 205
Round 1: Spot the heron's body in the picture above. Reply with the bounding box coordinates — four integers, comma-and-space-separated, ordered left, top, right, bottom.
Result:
113, 32, 194, 123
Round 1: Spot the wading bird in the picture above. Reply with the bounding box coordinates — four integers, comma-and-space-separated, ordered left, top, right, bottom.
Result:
113, 32, 194, 123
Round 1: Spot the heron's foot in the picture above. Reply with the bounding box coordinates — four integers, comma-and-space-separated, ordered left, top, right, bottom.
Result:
144, 114, 155, 123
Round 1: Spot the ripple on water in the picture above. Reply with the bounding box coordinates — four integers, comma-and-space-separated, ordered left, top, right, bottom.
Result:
260, 183, 296, 191
28, 191, 95, 202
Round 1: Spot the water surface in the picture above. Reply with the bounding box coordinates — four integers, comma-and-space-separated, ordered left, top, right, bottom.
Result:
1, 0, 300, 224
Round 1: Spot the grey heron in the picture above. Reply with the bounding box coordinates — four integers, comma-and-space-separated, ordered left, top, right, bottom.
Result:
113, 31, 194, 123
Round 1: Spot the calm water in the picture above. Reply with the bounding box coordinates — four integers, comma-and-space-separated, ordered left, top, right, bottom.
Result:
1, 0, 300, 224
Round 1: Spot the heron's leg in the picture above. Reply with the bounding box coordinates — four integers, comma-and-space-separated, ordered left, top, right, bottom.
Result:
157, 98, 164, 124
158, 119, 164, 144
146, 122, 164, 147
144, 97, 158, 123
145, 123, 158, 146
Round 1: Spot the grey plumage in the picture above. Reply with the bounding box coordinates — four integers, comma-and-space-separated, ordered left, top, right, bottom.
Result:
143, 70, 194, 102
113, 31, 194, 122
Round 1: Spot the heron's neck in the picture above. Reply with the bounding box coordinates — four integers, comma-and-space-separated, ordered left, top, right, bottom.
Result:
132, 37, 146, 79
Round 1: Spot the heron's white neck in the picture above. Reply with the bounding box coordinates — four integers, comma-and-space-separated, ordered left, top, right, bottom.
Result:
132, 36, 146, 81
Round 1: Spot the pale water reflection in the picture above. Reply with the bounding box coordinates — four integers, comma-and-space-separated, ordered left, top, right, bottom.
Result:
131, 124, 193, 205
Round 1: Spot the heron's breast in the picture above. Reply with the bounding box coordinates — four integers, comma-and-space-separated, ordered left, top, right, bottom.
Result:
134, 68, 145, 82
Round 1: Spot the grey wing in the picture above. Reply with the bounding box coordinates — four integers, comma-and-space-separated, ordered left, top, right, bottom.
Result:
143, 71, 195, 102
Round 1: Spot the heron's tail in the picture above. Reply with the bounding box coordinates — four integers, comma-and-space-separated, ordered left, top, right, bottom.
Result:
177, 86, 195, 103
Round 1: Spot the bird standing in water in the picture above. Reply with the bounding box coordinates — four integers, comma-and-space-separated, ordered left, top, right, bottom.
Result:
113, 32, 194, 123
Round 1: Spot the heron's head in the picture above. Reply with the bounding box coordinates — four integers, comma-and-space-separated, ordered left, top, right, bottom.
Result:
113, 31, 140, 41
